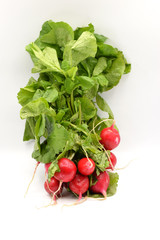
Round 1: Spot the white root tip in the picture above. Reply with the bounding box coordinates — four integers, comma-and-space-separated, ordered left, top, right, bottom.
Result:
24, 162, 40, 198
62, 196, 88, 209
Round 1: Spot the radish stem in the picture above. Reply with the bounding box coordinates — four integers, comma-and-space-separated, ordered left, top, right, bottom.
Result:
79, 102, 82, 125
89, 118, 113, 134
81, 146, 93, 167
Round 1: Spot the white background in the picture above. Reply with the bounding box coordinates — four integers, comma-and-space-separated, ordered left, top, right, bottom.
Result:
0, 0, 160, 239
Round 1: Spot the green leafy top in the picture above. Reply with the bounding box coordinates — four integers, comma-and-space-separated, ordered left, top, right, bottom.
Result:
17, 20, 131, 197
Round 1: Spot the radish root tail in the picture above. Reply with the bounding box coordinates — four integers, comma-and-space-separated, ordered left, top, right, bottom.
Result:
62, 196, 88, 208
87, 196, 107, 201
49, 180, 63, 205
115, 159, 134, 171
37, 180, 63, 209
24, 162, 40, 198
37, 199, 57, 209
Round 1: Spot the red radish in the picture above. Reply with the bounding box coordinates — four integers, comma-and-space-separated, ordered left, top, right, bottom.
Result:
44, 177, 62, 200
90, 171, 110, 198
45, 163, 51, 173
107, 152, 117, 170
54, 158, 77, 182
78, 158, 95, 175
100, 123, 120, 150
69, 173, 89, 200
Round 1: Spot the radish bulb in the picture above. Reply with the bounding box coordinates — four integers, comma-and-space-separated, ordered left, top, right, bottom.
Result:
100, 123, 120, 150
54, 158, 77, 182
78, 158, 95, 176
106, 152, 117, 170
90, 171, 110, 198
69, 173, 89, 200
44, 177, 62, 201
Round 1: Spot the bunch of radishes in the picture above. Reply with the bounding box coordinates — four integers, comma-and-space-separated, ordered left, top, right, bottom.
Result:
43, 122, 120, 204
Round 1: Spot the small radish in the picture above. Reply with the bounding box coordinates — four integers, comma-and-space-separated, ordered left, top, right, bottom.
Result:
107, 152, 117, 170
100, 123, 120, 150
69, 173, 89, 200
54, 158, 77, 182
90, 171, 110, 198
44, 177, 62, 201
78, 158, 95, 175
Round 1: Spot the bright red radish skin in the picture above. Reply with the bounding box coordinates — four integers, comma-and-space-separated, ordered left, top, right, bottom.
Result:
44, 177, 62, 196
78, 158, 95, 175
54, 158, 77, 182
45, 163, 51, 173
107, 152, 117, 170
69, 173, 89, 200
100, 123, 120, 150
90, 171, 110, 198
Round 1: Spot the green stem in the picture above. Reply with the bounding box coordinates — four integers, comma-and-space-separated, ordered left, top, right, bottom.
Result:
70, 91, 74, 114
63, 121, 88, 136
67, 97, 73, 115
68, 151, 75, 160
79, 103, 82, 125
